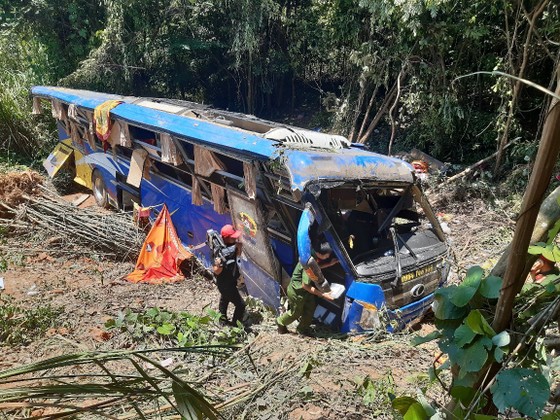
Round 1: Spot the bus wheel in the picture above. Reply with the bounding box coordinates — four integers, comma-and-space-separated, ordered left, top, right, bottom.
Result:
92, 170, 109, 208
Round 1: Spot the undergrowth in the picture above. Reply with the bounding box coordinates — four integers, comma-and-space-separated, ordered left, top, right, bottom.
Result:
105, 307, 247, 347
0, 295, 61, 346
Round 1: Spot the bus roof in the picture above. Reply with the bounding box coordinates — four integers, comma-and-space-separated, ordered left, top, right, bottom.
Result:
32, 86, 415, 191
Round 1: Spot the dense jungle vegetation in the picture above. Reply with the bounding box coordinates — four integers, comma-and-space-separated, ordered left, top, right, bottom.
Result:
0, 0, 558, 176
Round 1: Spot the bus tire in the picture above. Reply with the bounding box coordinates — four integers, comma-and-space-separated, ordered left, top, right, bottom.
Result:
92, 170, 109, 208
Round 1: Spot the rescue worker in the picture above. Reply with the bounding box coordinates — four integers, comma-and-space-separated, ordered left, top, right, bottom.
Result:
212, 224, 246, 325
276, 242, 338, 335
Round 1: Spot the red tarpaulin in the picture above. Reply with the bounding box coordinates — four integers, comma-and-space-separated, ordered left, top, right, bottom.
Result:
127, 205, 192, 284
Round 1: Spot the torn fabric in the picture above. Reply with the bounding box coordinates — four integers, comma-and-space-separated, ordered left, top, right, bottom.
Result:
94, 100, 123, 150
32, 97, 42, 115
192, 177, 203, 206
243, 162, 257, 200
161, 133, 183, 166
194, 145, 225, 177
127, 148, 149, 188
68, 104, 79, 121
211, 183, 227, 214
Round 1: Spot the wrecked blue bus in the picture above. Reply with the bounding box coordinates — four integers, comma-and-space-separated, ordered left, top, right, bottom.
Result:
32, 86, 450, 332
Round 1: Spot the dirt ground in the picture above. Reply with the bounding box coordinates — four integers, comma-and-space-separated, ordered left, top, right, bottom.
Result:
0, 173, 515, 419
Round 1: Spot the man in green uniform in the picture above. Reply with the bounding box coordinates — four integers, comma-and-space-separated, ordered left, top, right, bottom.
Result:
276, 242, 338, 335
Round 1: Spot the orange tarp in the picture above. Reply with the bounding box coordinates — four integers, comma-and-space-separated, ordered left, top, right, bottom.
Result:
127, 205, 192, 284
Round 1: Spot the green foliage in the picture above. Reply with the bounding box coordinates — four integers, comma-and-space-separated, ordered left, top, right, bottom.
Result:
528, 242, 560, 262
354, 373, 397, 416
1, 0, 557, 166
0, 295, 61, 346
410, 256, 560, 417
299, 357, 320, 379
105, 307, 246, 346
491, 368, 549, 418
0, 347, 224, 418
392, 395, 433, 419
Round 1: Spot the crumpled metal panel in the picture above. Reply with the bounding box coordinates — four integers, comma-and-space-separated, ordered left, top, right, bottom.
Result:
283, 148, 415, 191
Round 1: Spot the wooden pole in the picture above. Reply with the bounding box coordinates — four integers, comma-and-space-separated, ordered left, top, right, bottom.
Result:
492, 80, 560, 332
491, 185, 560, 278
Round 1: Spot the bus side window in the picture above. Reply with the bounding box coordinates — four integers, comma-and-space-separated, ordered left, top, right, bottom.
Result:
267, 209, 290, 237
129, 125, 159, 147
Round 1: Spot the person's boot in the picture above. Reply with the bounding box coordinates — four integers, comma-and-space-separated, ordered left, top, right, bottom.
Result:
277, 322, 288, 334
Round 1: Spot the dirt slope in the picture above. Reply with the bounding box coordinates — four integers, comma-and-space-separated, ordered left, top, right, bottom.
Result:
0, 174, 514, 418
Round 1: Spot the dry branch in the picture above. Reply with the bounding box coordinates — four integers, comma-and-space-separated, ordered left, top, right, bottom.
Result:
8, 189, 146, 260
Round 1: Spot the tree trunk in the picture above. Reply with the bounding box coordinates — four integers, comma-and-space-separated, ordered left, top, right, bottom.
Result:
348, 80, 368, 142
491, 185, 560, 278
356, 84, 379, 141
492, 78, 560, 333
357, 82, 398, 144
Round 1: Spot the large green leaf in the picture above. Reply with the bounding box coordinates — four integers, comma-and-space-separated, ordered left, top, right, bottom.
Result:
411, 330, 441, 346
491, 368, 549, 418
547, 220, 560, 244
479, 276, 502, 299
455, 338, 489, 373
528, 243, 560, 262
433, 287, 469, 320
404, 402, 429, 420
450, 266, 483, 307
392, 396, 419, 415
465, 310, 495, 336
451, 385, 476, 405
492, 331, 510, 348
494, 347, 506, 363
542, 411, 560, 420
454, 324, 477, 346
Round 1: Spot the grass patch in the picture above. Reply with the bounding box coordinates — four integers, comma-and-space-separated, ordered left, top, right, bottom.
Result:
0, 295, 62, 346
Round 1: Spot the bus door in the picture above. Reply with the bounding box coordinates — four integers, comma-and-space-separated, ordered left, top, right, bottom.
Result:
297, 195, 354, 329
227, 189, 282, 310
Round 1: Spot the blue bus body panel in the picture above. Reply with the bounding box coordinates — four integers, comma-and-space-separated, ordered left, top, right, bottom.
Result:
139, 174, 231, 264
32, 86, 415, 192
284, 150, 414, 191
239, 258, 281, 309
341, 280, 435, 333
270, 239, 294, 275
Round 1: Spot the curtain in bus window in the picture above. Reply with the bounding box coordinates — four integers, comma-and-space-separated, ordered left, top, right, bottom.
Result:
69, 121, 82, 147
120, 123, 132, 147
194, 145, 225, 177
68, 104, 79, 121
128, 148, 149, 187
94, 100, 123, 152
108, 120, 123, 149
51, 99, 64, 120
86, 113, 96, 149
211, 184, 227, 214
161, 133, 183, 166
32, 97, 42, 115
243, 162, 256, 200
192, 177, 203, 205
